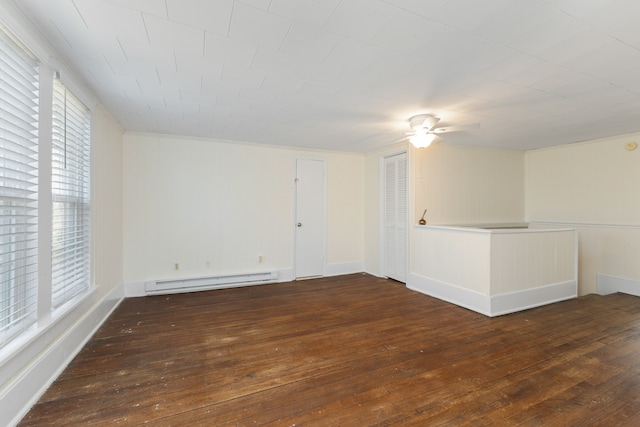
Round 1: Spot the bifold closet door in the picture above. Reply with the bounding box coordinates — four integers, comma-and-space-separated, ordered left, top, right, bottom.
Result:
384, 152, 407, 283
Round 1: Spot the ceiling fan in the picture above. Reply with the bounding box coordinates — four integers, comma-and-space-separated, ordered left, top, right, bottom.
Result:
404, 114, 480, 148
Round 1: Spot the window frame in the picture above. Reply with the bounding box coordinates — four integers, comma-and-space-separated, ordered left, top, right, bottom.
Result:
50, 76, 91, 308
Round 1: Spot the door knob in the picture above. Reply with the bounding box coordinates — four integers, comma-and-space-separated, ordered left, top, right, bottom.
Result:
297, 222, 302, 227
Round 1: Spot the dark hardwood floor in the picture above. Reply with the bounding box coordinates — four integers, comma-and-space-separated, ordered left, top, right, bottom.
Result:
19, 274, 640, 426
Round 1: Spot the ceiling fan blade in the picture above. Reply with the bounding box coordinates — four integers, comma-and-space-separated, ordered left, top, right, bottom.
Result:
431, 123, 480, 134
393, 136, 409, 143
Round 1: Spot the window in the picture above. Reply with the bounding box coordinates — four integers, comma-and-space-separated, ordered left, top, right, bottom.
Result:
0, 19, 93, 351
0, 23, 39, 346
51, 76, 91, 308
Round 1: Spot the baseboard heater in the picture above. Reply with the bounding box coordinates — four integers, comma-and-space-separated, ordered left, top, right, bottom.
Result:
144, 271, 278, 296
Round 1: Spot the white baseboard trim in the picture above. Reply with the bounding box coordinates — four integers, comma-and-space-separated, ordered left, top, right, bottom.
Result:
407, 273, 491, 316
363, 270, 386, 279
490, 280, 577, 317
277, 268, 295, 283
324, 261, 364, 277
597, 274, 640, 296
407, 273, 577, 317
2, 284, 124, 427
125, 280, 146, 297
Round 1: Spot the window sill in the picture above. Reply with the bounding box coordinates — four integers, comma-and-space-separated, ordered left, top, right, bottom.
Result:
0, 286, 96, 373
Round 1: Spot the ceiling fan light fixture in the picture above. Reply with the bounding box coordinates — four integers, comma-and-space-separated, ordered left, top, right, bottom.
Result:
409, 132, 436, 148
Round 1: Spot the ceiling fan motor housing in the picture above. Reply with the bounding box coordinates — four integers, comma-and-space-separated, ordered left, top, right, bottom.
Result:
409, 114, 440, 131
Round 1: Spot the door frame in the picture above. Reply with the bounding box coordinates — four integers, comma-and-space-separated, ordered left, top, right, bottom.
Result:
293, 157, 327, 279
379, 149, 409, 281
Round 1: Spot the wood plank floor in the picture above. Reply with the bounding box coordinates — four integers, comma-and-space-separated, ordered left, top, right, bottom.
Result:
19, 274, 640, 426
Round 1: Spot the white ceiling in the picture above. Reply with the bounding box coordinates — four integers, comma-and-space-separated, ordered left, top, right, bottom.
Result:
14, 0, 640, 152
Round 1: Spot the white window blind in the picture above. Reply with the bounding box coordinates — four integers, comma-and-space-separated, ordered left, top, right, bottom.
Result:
0, 23, 39, 347
51, 76, 90, 308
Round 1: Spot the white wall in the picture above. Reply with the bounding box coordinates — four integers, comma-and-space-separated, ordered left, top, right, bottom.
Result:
526, 133, 640, 295
365, 143, 525, 277
526, 134, 640, 224
326, 154, 365, 268
413, 143, 525, 225
93, 106, 124, 299
123, 133, 364, 285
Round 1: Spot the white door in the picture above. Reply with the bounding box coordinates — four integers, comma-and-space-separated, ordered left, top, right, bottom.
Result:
384, 152, 407, 282
295, 159, 325, 278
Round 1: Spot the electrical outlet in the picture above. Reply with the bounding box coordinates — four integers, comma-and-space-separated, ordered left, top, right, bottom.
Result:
258, 255, 263, 263
174, 263, 179, 270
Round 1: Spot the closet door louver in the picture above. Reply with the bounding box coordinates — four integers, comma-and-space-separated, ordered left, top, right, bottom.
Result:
384, 153, 407, 282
